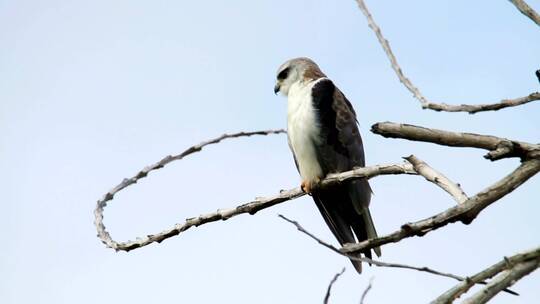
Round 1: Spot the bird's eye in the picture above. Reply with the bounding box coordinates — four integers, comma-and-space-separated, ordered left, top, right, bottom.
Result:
277, 68, 289, 80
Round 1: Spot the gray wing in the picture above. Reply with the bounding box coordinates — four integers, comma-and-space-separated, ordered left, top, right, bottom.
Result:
311, 78, 371, 209
310, 79, 380, 272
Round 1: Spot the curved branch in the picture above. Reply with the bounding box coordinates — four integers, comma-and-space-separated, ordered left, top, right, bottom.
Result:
359, 278, 374, 304
96, 123, 538, 258
341, 159, 540, 254
94, 129, 286, 250
509, 0, 540, 27
354, 0, 540, 113
94, 129, 415, 251
323, 268, 346, 304
432, 246, 540, 304
462, 260, 538, 304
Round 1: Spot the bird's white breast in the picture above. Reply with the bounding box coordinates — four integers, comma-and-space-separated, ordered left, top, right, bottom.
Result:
287, 78, 326, 182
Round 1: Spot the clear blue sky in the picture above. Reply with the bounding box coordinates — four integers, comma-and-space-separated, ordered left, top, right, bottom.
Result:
1, 1, 539, 303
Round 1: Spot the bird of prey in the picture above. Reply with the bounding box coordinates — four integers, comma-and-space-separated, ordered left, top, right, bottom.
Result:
274, 57, 381, 273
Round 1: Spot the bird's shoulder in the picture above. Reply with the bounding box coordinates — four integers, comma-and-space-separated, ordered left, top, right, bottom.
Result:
311, 78, 357, 119
311, 77, 365, 166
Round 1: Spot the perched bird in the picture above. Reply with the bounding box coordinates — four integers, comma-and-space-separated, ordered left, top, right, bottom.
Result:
274, 57, 381, 273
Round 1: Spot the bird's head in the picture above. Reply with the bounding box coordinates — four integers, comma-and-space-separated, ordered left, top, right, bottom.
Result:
274, 57, 326, 96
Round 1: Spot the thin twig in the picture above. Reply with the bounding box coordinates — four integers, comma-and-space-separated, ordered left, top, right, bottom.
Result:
432, 246, 540, 304
354, 0, 540, 113
508, 0, 540, 27
323, 268, 346, 304
404, 155, 468, 204
278, 214, 465, 279
359, 278, 374, 304
278, 214, 518, 296
354, 0, 427, 106
425, 93, 540, 114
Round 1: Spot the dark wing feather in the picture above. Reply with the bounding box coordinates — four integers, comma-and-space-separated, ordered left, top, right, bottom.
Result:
311, 79, 371, 207
310, 79, 380, 273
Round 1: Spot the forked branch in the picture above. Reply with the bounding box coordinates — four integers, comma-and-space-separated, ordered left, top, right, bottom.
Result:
404, 155, 468, 204
432, 246, 540, 304
95, 123, 539, 259
461, 260, 538, 304
341, 159, 540, 254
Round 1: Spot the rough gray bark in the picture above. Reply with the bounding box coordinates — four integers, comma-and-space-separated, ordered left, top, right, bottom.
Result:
508, 0, 540, 27
372, 122, 540, 161
432, 247, 540, 304
461, 261, 538, 304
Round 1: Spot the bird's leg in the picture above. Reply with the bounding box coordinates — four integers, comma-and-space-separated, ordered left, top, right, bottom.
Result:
301, 180, 311, 194
301, 177, 321, 194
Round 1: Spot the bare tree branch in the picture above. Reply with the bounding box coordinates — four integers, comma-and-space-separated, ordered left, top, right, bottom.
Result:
508, 0, 540, 27
341, 159, 540, 254
432, 246, 540, 304
95, 123, 538, 258
94, 122, 538, 303
278, 214, 517, 296
318, 162, 417, 188
354, 0, 540, 113
359, 277, 374, 304
324, 268, 346, 304
94, 129, 286, 250
94, 130, 415, 251
404, 155, 468, 204
354, 0, 428, 106
278, 214, 468, 281
372, 122, 540, 161
462, 260, 538, 304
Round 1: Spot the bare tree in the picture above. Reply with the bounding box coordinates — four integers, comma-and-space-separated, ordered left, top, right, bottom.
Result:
94, 1, 539, 302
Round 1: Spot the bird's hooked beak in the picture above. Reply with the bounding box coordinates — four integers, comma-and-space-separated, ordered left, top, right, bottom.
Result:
274, 82, 281, 95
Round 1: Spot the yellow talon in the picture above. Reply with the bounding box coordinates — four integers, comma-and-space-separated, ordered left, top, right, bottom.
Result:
301, 178, 321, 194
